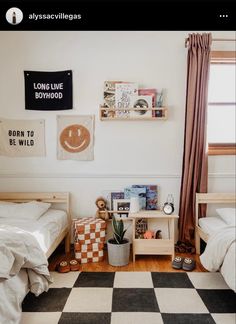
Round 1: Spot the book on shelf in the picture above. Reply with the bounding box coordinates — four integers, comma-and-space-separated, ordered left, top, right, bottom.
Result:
124, 186, 147, 210
103, 81, 123, 109
115, 82, 138, 109
110, 191, 125, 210
138, 89, 157, 117
156, 90, 164, 117
130, 95, 152, 118
132, 185, 158, 210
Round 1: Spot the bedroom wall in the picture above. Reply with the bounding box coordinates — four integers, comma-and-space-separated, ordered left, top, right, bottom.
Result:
0, 31, 235, 230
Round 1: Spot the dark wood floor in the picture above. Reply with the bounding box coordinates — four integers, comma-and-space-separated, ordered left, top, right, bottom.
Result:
48, 243, 206, 272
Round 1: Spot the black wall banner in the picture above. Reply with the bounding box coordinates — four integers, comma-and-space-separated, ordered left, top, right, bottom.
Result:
24, 70, 73, 110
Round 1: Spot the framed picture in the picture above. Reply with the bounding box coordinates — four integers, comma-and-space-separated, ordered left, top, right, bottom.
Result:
113, 199, 130, 218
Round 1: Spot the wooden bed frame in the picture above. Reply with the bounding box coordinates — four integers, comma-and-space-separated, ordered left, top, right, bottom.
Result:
0, 192, 71, 258
195, 192, 236, 254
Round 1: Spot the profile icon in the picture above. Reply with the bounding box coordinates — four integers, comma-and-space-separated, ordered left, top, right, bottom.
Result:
6, 7, 23, 25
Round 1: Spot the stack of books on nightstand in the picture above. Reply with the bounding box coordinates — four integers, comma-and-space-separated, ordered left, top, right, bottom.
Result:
73, 217, 106, 264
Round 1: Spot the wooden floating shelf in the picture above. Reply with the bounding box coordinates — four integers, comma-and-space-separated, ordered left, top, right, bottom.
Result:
99, 105, 168, 121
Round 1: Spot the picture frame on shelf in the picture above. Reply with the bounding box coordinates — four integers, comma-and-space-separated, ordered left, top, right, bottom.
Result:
113, 199, 130, 218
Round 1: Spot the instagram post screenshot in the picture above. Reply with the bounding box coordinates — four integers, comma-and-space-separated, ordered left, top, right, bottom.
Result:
0, 0, 235, 324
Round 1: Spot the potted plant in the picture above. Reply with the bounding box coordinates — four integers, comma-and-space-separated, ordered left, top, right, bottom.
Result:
107, 215, 130, 266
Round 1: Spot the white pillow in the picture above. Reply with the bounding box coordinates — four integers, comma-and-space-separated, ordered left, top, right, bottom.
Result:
216, 208, 236, 226
0, 201, 51, 220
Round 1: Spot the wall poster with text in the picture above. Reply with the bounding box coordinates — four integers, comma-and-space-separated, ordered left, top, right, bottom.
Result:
0, 118, 45, 157
24, 70, 73, 110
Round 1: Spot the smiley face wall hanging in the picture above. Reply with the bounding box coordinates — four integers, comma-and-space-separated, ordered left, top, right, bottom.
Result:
57, 115, 94, 160
60, 124, 90, 153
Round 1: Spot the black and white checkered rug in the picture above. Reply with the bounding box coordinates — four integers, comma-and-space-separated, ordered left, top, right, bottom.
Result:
22, 272, 236, 324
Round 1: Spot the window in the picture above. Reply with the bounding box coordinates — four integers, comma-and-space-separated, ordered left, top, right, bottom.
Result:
207, 51, 236, 155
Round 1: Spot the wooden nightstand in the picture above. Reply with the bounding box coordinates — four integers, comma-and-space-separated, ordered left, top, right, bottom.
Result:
130, 211, 179, 262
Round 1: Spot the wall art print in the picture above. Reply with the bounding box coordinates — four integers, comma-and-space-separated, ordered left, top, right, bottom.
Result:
0, 118, 45, 157
24, 70, 72, 110
57, 115, 94, 161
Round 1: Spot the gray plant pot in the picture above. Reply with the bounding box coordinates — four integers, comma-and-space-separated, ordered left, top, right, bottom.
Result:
107, 238, 130, 266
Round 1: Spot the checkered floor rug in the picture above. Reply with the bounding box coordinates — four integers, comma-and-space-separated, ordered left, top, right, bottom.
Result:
21, 272, 236, 324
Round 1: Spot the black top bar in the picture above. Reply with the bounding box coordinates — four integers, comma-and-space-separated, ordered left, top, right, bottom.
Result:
0, 0, 235, 30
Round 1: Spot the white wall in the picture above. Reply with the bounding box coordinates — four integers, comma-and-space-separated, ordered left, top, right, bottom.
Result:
0, 31, 235, 227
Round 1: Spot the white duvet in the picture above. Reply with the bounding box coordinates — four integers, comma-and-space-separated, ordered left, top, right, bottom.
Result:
0, 224, 52, 324
200, 226, 236, 292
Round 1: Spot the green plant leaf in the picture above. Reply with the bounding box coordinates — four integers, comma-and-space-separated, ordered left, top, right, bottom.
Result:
118, 219, 124, 235
120, 228, 127, 242
111, 215, 126, 244
112, 216, 120, 243
112, 215, 118, 235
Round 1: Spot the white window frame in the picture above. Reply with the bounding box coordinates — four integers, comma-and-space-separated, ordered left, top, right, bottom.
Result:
208, 51, 236, 156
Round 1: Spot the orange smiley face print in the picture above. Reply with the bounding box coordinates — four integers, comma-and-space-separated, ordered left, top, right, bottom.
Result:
60, 124, 90, 153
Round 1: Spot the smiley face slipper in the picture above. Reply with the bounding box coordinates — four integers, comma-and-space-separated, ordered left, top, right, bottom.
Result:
56, 260, 70, 273
172, 256, 184, 269
69, 259, 80, 271
182, 257, 196, 271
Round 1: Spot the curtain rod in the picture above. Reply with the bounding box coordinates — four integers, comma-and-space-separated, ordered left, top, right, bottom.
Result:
185, 38, 236, 48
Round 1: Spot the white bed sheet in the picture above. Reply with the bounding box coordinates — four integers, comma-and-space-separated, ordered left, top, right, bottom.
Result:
0, 208, 66, 324
221, 241, 236, 291
198, 216, 228, 236
0, 269, 29, 324
0, 208, 68, 253
200, 226, 236, 292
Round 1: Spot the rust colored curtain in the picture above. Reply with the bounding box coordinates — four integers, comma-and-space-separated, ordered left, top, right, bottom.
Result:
178, 33, 212, 245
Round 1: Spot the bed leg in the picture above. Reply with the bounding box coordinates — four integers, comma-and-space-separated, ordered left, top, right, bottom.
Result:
65, 233, 71, 255
195, 231, 200, 255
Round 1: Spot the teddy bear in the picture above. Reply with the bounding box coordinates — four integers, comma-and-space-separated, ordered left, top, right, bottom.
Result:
95, 196, 109, 221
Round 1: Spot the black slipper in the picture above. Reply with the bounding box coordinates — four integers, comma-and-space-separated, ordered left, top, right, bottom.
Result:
172, 256, 184, 269
182, 257, 196, 271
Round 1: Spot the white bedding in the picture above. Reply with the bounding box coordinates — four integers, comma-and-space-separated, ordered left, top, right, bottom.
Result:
0, 208, 68, 324
0, 270, 28, 324
198, 216, 228, 236
0, 208, 68, 253
200, 226, 236, 292
0, 224, 52, 324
